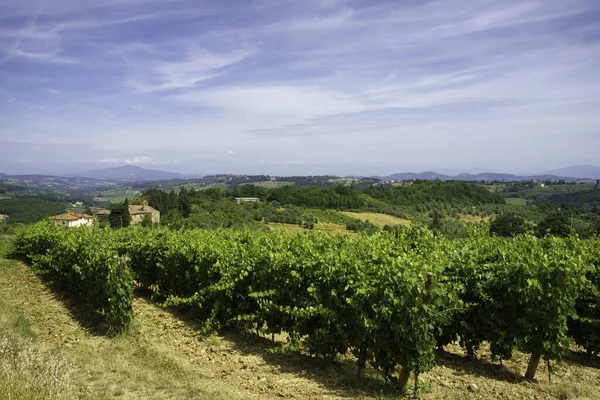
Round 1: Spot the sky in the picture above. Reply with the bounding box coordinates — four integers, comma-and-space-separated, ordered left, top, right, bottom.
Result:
1, 0, 599, 176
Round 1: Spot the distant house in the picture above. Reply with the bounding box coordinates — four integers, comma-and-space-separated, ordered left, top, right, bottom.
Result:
97, 209, 111, 217
0, 214, 8, 222
129, 201, 160, 224
232, 197, 260, 204
95, 201, 160, 225
52, 211, 94, 228
71, 201, 84, 207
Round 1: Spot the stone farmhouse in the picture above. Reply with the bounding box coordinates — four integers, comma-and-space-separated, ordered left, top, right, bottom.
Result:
52, 211, 94, 228
129, 201, 160, 224
97, 201, 160, 225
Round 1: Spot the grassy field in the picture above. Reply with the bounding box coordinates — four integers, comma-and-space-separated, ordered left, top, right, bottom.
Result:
266, 222, 348, 234
251, 181, 295, 189
506, 197, 527, 206
457, 213, 492, 223
1, 245, 599, 400
339, 211, 412, 227
93, 187, 142, 203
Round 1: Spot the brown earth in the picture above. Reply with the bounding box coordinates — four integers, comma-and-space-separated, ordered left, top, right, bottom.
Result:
1, 259, 599, 400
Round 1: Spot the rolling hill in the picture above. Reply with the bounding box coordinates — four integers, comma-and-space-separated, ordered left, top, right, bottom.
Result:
546, 165, 600, 180
73, 165, 183, 182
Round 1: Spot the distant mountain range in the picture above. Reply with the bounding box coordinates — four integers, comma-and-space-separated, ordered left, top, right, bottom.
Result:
15, 164, 599, 183
545, 165, 600, 180
73, 165, 183, 181
375, 165, 600, 182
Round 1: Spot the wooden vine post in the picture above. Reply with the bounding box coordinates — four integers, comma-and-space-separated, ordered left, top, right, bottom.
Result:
525, 269, 567, 381
119, 254, 126, 278
398, 272, 434, 396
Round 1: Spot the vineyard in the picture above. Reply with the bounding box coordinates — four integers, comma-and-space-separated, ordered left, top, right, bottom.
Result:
9, 222, 600, 395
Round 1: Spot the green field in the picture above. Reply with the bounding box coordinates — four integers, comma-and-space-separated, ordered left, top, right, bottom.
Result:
93, 187, 142, 203
505, 197, 527, 206
339, 211, 412, 227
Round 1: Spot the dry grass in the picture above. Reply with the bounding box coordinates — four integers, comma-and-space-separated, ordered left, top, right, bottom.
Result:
0, 258, 241, 400
0, 260, 79, 400
266, 222, 348, 234
265, 222, 306, 233
339, 211, 412, 227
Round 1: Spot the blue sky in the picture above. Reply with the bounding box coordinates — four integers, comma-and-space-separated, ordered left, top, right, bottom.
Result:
1, 0, 599, 176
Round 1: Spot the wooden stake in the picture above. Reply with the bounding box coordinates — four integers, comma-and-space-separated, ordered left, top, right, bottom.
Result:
413, 372, 420, 399
119, 255, 126, 278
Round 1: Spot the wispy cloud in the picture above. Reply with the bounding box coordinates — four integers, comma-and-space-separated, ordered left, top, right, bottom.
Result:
45, 88, 61, 97
127, 46, 256, 92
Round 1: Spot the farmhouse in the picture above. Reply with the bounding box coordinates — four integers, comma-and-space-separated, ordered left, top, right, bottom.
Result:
52, 211, 94, 228
232, 197, 260, 204
97, 209, 111, 217
129, 201, 160, 224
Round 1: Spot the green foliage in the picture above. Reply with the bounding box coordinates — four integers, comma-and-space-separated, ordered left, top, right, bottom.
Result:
177, 188, 191, 218
569, 238, 600, 356
490, 213, 528, 237
538, 211, 571, 237
9, 222, 134, 333
346, 219, 377, 233
140, 213, 153, 228
109, 199, 131, 229
267, 184, 363, 209
118, 227, 459, 381
363, 180, 505, 209
0, 197, 67, 224
428, 209, 443, 232
438, 231, 588, 375
7, 221, 597, 381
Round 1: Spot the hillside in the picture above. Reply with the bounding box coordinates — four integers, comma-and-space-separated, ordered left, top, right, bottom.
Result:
74, 165, 183, 182
1, 253, 598, 400
377, 171, 580, 182
546, 165, 600, 180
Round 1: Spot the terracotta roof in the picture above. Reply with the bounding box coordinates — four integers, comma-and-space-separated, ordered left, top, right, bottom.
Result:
97, 209, 111, 215
52, 211, 93, 221
129, 205, 157, 215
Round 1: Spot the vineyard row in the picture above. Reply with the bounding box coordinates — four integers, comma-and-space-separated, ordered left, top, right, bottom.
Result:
9, 222, 599, 392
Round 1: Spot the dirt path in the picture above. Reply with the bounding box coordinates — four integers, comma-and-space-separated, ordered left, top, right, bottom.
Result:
1, 260, 599, 400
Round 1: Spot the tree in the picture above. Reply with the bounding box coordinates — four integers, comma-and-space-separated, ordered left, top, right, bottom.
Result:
165, 209, 184, 230
428, 209, 443, 233
591, 216, 600, 234
109, 199, 131, 229
490, 213, 527, 237
537, 211, 570, 237
141, 213, 153, 228
122, 198, 131, 228
178, 192, 191, 218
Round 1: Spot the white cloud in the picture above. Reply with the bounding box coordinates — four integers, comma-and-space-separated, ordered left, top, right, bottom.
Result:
171, 85, 365, 117
125, 156, 152, 164
127, 46, 255, 92
45, 88, 61, 97
98, 158, 121, 164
